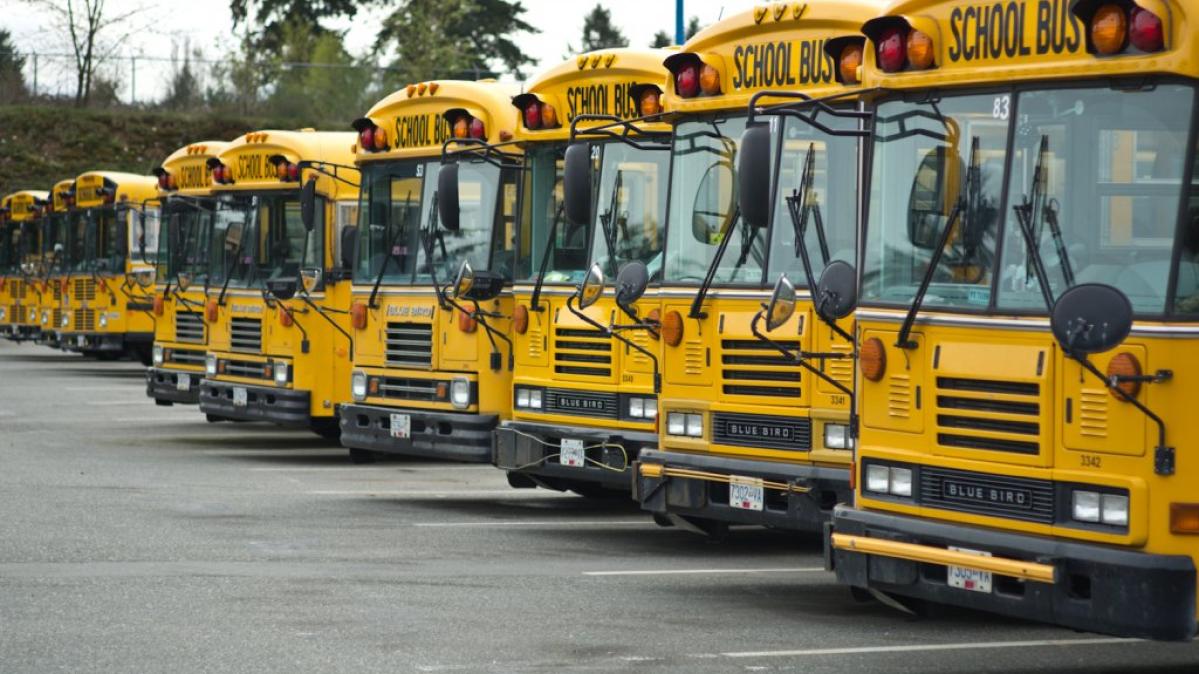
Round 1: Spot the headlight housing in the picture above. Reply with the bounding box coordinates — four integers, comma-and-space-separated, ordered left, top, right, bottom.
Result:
627, 397, 658, 420
98, 313, 108, 329
514, 386, 542, 410
41, 310, 49, 325
665, 412, 703, 437
351, 371, 367, 401
863, 463, 913, 498
152, 344, 164, 366
1072, 490, 1128, 527
450, 377, 471, 409
205, 353, 217, 376
30, 307, 38, 322
0, 307, 6, 321
273, 361, 289, 386
61, 313, 69, 327
823, 423, 852, 450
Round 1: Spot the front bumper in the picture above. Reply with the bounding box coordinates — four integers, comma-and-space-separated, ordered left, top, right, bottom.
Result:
62, 332, 123, 352
145, 367, 202, 405
340, 403, 497, 462
634, 448, 850, 531
3, 324, 40, 341
493, 421, 657, 491
198, 379, 311, 425
830, 505, 1197, 641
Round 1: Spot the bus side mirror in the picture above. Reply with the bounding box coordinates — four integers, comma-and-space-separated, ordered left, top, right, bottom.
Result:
437, 163, 460, 232
814, 260, 857, 322
300, 268, 322, 294
1050, 283, 1132, 356
908, 147, 962, 250
563, 143, 592, 227
300, 179, 317, 232
266, 276, 298, 301
451, 260, 474, 299
614, 261, 648, 312
578, 262, 604, 309
764, 274, 796, 331
738, 123, 773, 229
340, 225, 358, 270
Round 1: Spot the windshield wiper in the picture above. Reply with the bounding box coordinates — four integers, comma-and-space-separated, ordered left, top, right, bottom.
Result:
529, 202, 565, 312
1014, 134, 1074, 306
895, 135, 980, 349
687, 199, 744, 320
217, 214, 252, 306
597, 168, 624, 277
368, 192, 412, 309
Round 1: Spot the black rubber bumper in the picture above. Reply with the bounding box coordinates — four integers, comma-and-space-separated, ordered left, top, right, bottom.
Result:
198, 379, 311, 425
634, 448, 850, 531
492, 421, 657, 491
339, 403, 496, 462
62, 332, 123, 353
830, 505, 1198, 641
5, 325, 40, 341
145, 367, 202, 405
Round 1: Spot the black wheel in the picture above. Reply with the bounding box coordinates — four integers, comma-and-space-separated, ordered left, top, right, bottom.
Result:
95, 351, 120, 361
652, 513, 674, 528
680, 515, 730, 542
154, 399, 173, 407
311, 422, 341, 442
348, 448, 376, 464
506, 472, 538, 489
205, 414, 224, 423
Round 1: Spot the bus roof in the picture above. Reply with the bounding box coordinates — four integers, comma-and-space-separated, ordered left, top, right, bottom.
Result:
51, 179, 74, 213
662, 0, 885, 114
1, 191, 50, 222
157, 141, 229, 197
355, 80, 520, 163
73, 171, 158, 209
860, 0, 1196, 90
212, 130, 357, 201
513, 48, 675, 142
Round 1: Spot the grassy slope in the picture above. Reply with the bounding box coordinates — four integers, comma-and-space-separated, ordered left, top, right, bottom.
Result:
0, 106, 302, 193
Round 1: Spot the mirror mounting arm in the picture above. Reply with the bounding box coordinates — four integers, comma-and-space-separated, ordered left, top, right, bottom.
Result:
688, 218, 740, 320
566, 293, 661, 393
750, 311, 853, 399
444, 294, 514, 371
297, 293, 352, 357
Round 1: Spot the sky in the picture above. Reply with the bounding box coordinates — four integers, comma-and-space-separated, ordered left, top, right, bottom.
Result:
3, 1, 743, 101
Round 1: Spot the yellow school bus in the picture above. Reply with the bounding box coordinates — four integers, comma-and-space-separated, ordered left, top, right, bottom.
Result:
197, 130, 359, 437
145, 141, 228, 405
35, 179, 76, 348
632, 2, 877, 536
488, 49, 674, 496
0, 190, 49, 341
338, 80, 521, 463
60, 171, 159, 361
828, 0, 1199, 641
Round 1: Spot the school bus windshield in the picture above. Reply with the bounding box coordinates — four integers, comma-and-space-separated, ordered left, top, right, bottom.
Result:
210, 193, 315, 288
72, 206, 126, 273
861, 84, 1197, 316
588, 141, 669, 280
157, 202, 213, 284
43, 212, 69, 274
521, 145, 574, 283
1, 223, 17, 273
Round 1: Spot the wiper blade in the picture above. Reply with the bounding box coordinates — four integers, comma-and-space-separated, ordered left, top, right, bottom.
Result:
895, 135, 979, 349
369, 191, 413, 308
687, 200, 743, 320
529, 202, 565, 312
598, 169, 623, 276
1013, 134, 1072, 310
217, 212, 252, 305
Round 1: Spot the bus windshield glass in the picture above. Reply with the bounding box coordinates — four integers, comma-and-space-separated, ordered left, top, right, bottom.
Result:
354, 159, 430, 285
415, 158, 517, 284
521, 145, 577, 284
210, 193, 314, 288
158, 201, 213, 283
80, 206, 126, 273
588, 141, 670, 280
664, 116, 760, 285
861, 94, 1008, 309
44, 213, 69, 274
68, 211, 88, 272
0, 223, 16, 273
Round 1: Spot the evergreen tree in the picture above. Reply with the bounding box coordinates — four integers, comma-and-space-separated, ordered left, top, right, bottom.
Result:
0, 29, 28, 101
569, 4, 628, 55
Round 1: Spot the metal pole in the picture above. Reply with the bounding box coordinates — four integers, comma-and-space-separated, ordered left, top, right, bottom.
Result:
130, 56, 136, 105
675, 0, 684, 44
32, 53, 38, 96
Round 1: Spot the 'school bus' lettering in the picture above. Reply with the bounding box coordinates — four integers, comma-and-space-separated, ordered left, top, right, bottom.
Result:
176, 164, 211, 190
947, 0, 1082, 63
234, 154, 273, 182
731, 39, 836, 90
393, 113, 453, 149
565, 82, 637, 121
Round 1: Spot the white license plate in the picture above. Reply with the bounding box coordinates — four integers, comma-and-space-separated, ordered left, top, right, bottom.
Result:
947, 546, 993, 593
176, 373, 191, 391
559, 438, 585, 468
232, 387, 247, 407
389, 413, 411, 439
76, 335, 86, 347
729, 476, 765, 511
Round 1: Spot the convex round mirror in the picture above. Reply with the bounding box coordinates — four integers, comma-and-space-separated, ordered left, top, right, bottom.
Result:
134, 268, 155, 289
300, 268, 322, 294
176, 272, 192, 292
1050, 283, 1132, 355
815, 260, 857, 321
266, 277, 298, 301
614, 261, 648, 310
451, 260, 475, 300
578, 263, 605, 309
765, 274, 797, 331
299, 179, 317, 233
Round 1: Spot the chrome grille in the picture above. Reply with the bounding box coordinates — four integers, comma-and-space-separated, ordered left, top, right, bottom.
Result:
553, 327, 612, 377
174, 311, 205, 343
7, 304, 17, 324
52, 284, 62, 301
167, 348, 206, 366
712, 412, 811, 451
51, 309, 62, 329
73, 279, 96, 301
935, 377, 1041, 455
224, 358, 269, 379
10, 280, 23, 299
919, 466, 1054, 524
543, 388, 619, 419
377, 376, 440, 402
230, 317, 262, 353
720, 339, 801, 398
73, 308, 95, 331
385, 322, 433, 368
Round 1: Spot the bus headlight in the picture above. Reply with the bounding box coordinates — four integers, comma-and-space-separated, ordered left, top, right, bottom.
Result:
514, 387, 542, 410
41, 310, 49, 325
152, 344, 164, 366
666, 412, 702, 437
274, 361, 289, 386
98, 313, 108, 329
1072, 490, 1129, 526
823, 423, 852, 450
351, 371, 367, 401
864, 463, 912, 498
30, 307, 38, 322
61, 313, 69, 327
450, 377, 471, 409
205, 354, 217, 376
0, 307, 6, 321
627, 397, 658, 420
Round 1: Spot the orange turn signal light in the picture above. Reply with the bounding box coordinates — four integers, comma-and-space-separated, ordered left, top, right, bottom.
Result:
458, 310, 477, 333
1106, 352, 1141, 399
661, 310, 684, 347
839, 43, 863, 84
906, 30, 935, 70
860, 337, 886, 382
279, 306, 294, 327
1092, 3, 1128, 55
153, 294, 164, 316
1170, 503, 1199, 535
513, 304, 529, 335
205, 299, 218, 323
351, 301, 367, 330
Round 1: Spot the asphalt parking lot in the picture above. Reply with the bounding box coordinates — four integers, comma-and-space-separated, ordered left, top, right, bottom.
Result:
0, 339, 1197, 673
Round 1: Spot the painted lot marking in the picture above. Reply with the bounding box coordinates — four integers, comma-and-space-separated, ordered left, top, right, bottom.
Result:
584, 567, 824, 577
308, 489, 568, 499
722, 637, 1140, 658
412, 519, 653, 528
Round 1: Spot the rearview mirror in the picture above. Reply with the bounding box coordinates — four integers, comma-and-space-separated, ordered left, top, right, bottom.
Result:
437, 163, 460, 232
134, 268, 155, 289
176, 272, 192, 292
692, 159, 738, 244
578, 263, 604, 309
614, 261, 648, 311
814, 260, 857, 321
451, 260, 474, 300
738, 124, 773, 229
300, 267, 322, 294
563, 143, 593, 227
300, 180, 317, 232
1050, 283, 1132, 356
764, 274, 796, 331
266, 276, 298, 301
907, 147, 961, 250
339, 225, 358, 270
224, 222, 244, 252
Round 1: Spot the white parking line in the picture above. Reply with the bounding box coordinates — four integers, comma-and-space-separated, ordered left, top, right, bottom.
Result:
85, 400, 148, 406
584, 567, 824, 577
722, 637, 1140, 658
413, 519, 653, 528
308, 490, 558, 498
66, 386, 135, 391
